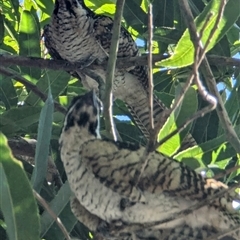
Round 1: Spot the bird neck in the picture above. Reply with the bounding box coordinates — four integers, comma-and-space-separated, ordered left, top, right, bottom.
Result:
59, 123, 100, 152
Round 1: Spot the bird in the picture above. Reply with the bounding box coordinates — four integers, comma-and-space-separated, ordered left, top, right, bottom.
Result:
59, 90, 240, 240
44, 0, 196, 151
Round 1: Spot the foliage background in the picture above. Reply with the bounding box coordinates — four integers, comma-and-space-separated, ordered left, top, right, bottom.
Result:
0, 0, 240, 239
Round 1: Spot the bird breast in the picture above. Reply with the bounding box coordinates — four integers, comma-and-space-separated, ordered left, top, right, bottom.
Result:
50, 8, 106, 64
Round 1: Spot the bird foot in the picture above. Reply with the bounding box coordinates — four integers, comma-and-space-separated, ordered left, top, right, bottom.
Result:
96, 219, 125, 237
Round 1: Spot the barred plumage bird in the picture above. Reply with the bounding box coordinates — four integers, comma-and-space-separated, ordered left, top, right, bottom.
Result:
59, 91, 240, 240
44, 0, 196, 150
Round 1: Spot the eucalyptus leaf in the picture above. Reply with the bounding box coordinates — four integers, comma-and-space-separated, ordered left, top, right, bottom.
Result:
157, 85, 198, 156
19, 10, 41, 79
0, 132, 40, 240
31, 86, 54, 192
40, 181, 72, 237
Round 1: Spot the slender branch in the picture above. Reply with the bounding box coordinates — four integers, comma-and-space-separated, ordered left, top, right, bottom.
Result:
33, 190, 71, 240
198, 12, 213, 40
0, 67, 67, 115
147, 4, 154, 133
103, 0, 125, 141
214, 165, 240, 180
134, 3, 154, 186
0, 54, 239, 74
201, 60, 240, 152
202, 0, 227, 54
207, 55, 240, 68
156, 105, 215, 147
8, 137, 36, 159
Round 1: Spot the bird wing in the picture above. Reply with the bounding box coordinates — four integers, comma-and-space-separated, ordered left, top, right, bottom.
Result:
80, 138, 239, 212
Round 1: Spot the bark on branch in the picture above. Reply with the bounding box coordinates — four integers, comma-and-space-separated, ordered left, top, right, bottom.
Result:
0, 54, 239, 74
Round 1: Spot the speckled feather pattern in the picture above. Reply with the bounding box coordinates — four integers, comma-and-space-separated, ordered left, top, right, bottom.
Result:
59, 91, 240, 239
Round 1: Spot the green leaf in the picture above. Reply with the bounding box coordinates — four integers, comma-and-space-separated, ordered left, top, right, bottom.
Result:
26, 70, 71, 106
23, 0, 36, 11
0, 106, 42, 135
2, 18, 18, 53
175, 124, 240, 167
35, 0, 54, 17
2, 0, 20, 22
159, 0, 240, 67
10, 0, 20, 21
0, 13, 4, 44
31, 86, 54, 192
0, 74, 18, 109
112, 121, 145, 145
40, 181, 74, 238
0, 132, 40, 240
43, 202, 79, 240
192, 96, 219, 143
224, 79, 240, 125
157, 85, 198, 156
123, 0, 147, 34
18, 9, 41, 79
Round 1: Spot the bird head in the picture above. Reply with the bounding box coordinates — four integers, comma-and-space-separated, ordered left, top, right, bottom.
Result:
62, 90, 102, 139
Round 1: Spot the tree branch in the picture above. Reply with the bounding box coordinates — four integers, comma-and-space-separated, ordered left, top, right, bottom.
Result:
103, 0, 125, 141
0, 54, 239, 74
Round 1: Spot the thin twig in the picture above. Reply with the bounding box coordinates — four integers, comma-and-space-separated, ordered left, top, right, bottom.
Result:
214, 165, 240, 180
33, 190, 71, 240
198, 12, 213, 40
202, 59, 240, 152
156, 104, 215, 147
202, 0, 227, 54
0, 67, 66, 114
207, 55, 240, 68
103, 0, 125, 141
133, 4, 156, 186
147, 4, 154, 133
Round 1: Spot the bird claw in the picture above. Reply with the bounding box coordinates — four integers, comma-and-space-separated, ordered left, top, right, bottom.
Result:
96, 220, 111, 236
96, 219, 125, 237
